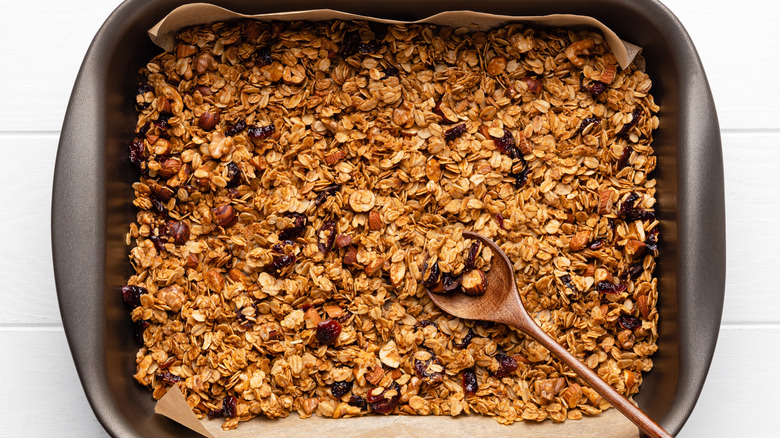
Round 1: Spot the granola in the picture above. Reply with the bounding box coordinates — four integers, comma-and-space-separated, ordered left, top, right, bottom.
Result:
125, 19, 660, 430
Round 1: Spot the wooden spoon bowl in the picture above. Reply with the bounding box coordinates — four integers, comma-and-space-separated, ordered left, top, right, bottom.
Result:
426, 231, 672, 438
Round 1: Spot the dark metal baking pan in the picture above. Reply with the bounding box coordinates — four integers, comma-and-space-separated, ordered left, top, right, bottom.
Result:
52, 0, 725, 436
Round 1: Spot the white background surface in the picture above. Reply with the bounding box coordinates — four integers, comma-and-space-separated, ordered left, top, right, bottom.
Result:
0, 0, 777, 436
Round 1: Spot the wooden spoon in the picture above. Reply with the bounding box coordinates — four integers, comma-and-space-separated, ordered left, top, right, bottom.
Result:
427, 231, 673, 438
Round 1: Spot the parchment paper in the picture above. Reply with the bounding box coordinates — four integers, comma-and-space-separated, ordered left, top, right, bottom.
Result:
149, 4, 643, 437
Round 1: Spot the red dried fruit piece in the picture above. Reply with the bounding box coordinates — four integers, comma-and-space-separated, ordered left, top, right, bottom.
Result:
317, 221, 337, 254
618, 315, 641, 330
222, 395, 238, 418
617, 109, 642, 138
441, 272, 462, 293
463, 241, 481, 272
132, 319, 150, 343
462, 368, 478, 395
331, 380, 353, 398
269, 254, 296, 273
122, 285, 147, 307
225, 119, 247, 136
626, 262, 644, 280
597, 281, 627, 294
158, 371, 184, 384
247, 123, 275, 139
444, 123, 467, 142
422, 261, 441, 290
559, 274, 577, 292
512, 166, 531, 189
413, 354, 444, 383
128, 138, 145, 168
454, 328, 475, 349
414, 320, 437, 331
279, 212, 308, 241
316, 319, 342, 345
496, 213, 506, 229
493, 128, 521, 159
492, 353, 518, 378
645, 227, 660, 252
383, 66, 399, 78
314, 184, 340, 206
617, 146, 633, 169
224, 162, 242, 188
367, 382, 401, 414
579, 117, 600, 135
348, 395, 368, 410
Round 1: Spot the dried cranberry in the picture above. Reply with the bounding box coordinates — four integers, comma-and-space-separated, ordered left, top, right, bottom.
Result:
132, 319, 150, 343
136, 122, 151, 137
496, 213, 506, 229
331, 380, 353, 398
235, 308, 253, 328
336, 310, 353, 324
251, 47, 273, 66
618, 315, 642, 330
222, 395, 238, 418
444, 123, 467, 142
441, 272, 462, 293
579, 117, 600, 135
167, 220, 189, 244
317, 221, 337, 254
463, 241, 482, 272
367, 382, 401, 414
422, 261, 441, 290
414, 355, 444, 383
158, 371, 184, 384
645, 228, 660, 252
414, 320, 438, 330
247, 124, 275, 139
617, 146, 632, 169
221, 119, 245, 137
129, 138, 145, 167
618, 193, 640, 217
279, 213, 308, 241
339, 31, 361, 57
454, 328, 475, 349
137, 83, 154, 95
153, 113, 171, 130
560, 274, 577, 291
272, 240, 295, 253
348, 395, 368, 410
207, 408, 223, 419
122, 285, 147, 307
512, 166, 531, 189
314, 184, 341, 206
597, 281, 627, 294
587, 81, 607, 96
587, 238, 606, 250
383, 66, 399, 78
462, 368, 478, 395
626, 262, 644, 280
224, 162, 242, 188
493, 128, 520, 159
492, 353, 518, 378
618, 109, 642, 138
150, 235, 166, 252
151, 196, 167, 215
270, 254, 296, 272
316, 319, 342, 345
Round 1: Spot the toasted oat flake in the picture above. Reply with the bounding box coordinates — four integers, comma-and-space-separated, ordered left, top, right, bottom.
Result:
127, 19, 660, 430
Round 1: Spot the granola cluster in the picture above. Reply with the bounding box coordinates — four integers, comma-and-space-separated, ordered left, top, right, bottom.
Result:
125, 19, 660, 430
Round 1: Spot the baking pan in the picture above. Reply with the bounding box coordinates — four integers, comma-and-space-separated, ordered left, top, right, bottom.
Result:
52, 0, 725, 436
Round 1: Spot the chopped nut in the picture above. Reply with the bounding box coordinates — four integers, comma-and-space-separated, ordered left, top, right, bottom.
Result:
368, 211, 383, 231
569, 230, 590, 251
598, 189, 615, 215
561, 383, 583, 408
324, 150, 346, 165
461, 269, 487, 296
625, 239, 646, 257
637, 295, 651, 319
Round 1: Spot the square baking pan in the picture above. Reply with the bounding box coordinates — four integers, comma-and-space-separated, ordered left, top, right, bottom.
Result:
52, 0, 725, 436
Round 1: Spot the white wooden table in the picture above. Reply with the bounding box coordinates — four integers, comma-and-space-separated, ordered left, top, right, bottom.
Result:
1, 1, 777, 436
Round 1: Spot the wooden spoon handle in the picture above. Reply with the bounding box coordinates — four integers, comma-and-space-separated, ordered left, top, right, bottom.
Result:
514, 320, 673, 438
